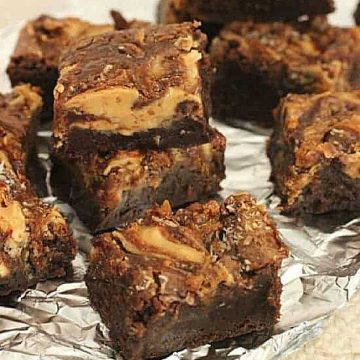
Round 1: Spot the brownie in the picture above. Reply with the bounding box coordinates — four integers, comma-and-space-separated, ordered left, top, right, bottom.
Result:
158, 0, 335, 39
7, 15, 118, 122
355, 2, 360, 25
53, 22, 212, 157
86, 193, 288, 359
51, 128, 225, 231
0, 86, 76, 296
159, 0, 335, 23
0, 85, 42, 160
211, 18, 360, 126
268, 91, 360, 214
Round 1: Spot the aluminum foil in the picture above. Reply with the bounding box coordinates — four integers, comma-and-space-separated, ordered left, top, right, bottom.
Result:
0, 1, 360, 359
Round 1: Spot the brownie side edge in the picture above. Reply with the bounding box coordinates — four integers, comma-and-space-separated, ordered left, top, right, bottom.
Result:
86, 264, 281, 360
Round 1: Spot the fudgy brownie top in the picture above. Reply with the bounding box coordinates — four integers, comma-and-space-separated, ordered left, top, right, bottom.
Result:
90, 193, 288, 302
161, 0, 335, 23
62, 129, 225, 211
211, 18, 360, 94
54, 22, 209, 136
274, 91, 360, 206
10, 15, 114, 68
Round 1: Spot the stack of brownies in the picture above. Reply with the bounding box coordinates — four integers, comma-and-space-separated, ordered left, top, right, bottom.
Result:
50, 22, 226, 232
43, 20, 288, 359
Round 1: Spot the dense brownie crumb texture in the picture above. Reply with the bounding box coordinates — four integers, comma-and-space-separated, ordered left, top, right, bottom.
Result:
51, 128, 226, 231
268, 91, 360, 214
0, 85, 76, 296
6, 11, 143, 123
211, 17, 360, 126
86, 193, 288, 360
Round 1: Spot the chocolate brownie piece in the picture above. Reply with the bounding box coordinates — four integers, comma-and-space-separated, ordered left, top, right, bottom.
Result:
268, 91, 360, 214
355, 2, 360, 25
0, 85, 42, 161
158, 0, 335, 39
159, 0, 335, 23
0, 86, 76, 296
51, 128, 225, 231
53, 22, 211, 157
86, 193, 288, 360
7, 15, 116, 122
158, 0, 222, 41
211, 18, 360, 126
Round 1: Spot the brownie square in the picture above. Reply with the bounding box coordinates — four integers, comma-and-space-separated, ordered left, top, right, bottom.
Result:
0, 86, 76, 296
158, 0, 335, 39
211, 18, 360, 126
7, 15, 115, 122
268, 90, 360, 214
53, 22, 212, 157
86, 193, 288, 359
51, 128, 225, 232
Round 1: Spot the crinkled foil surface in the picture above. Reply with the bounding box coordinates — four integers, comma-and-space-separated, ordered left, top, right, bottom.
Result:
0, 1, 359, 359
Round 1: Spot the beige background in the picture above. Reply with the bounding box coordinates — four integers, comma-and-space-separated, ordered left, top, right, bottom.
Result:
0, 0, 359, 359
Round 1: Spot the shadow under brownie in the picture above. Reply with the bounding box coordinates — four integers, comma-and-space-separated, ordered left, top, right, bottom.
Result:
86, 193, 288, 359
